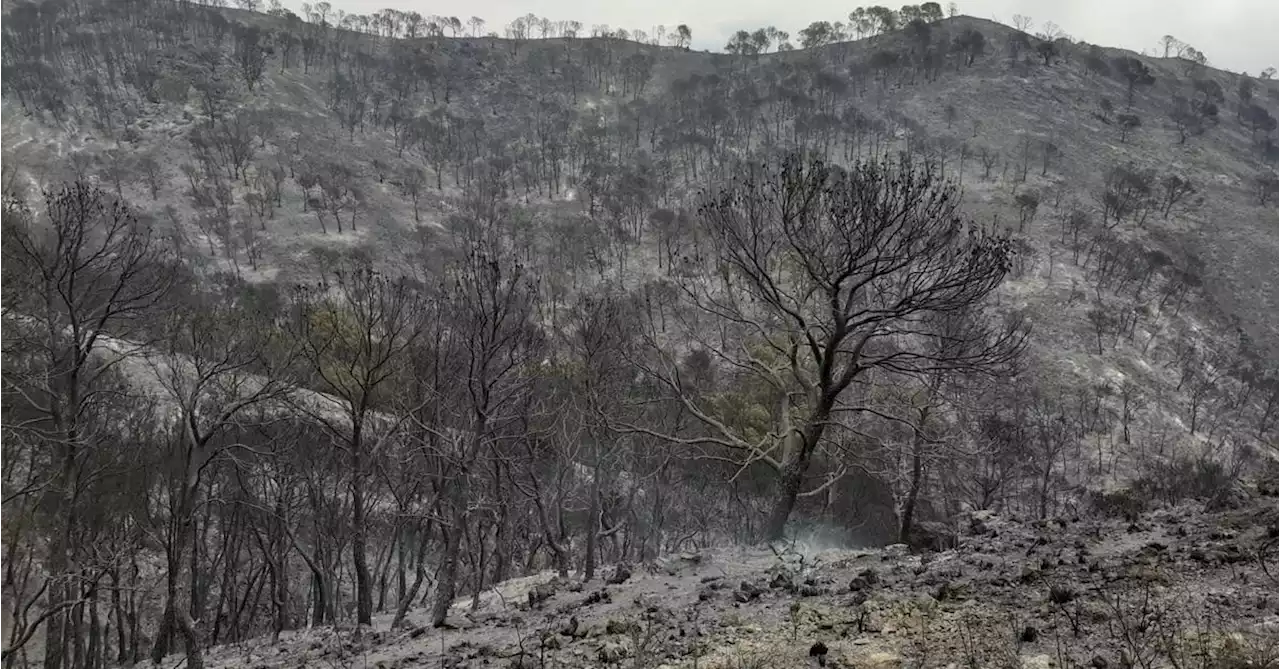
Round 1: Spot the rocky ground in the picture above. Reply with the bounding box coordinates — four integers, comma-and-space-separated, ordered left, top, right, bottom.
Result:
194, 493, 1279, 669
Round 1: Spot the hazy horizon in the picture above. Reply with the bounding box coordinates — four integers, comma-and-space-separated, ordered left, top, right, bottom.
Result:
298, 0, 1278, 76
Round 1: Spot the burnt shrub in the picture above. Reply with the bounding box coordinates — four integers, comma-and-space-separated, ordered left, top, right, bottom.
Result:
1089, 488, 1148, 520
1119, 454, 1242, 511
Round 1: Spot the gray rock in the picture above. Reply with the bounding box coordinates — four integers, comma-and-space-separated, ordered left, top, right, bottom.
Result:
606, 564, 632, 585
528, 579, 561, 608
596, 641, 627, 663
734, 580, 764, 603
849, 568, 880, 593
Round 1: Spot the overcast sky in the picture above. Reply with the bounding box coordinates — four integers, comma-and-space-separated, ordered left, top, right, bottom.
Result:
312, 0, 1279, 75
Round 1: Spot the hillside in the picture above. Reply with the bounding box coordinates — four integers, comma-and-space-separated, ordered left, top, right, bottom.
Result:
180, 497, 1280, 668
1, 1, 1278, 668
4, 2, 1276, 470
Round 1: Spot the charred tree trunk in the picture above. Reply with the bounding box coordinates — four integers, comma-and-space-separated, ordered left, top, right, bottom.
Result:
308, 572, 327, 627
898, 434, 926, 545
583, 463, 601, 581
391, 519, 433, 629
763, 456, 809, 543
899, 405, 932, 545
430, 505, 463, 627
351, 421, 374, 627
150, 492, 204, 669
111, 570, 127, 665
762, 399, 834, 542
42, 433, 78, 669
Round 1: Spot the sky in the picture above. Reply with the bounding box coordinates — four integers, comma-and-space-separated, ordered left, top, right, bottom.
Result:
310, 0, 1279, 76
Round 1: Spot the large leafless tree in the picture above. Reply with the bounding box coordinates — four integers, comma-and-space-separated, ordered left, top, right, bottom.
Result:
1, 184, 171, 669
425, 228, 543, 627
287, 261, 422, 627
626, 153, 1026, 541
143, 290, 297, 669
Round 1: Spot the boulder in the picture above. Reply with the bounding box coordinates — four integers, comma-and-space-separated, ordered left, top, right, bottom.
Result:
882, 544, 909, 558
605, 619, 636, 636
606, 564, 632, 585
527, 579, 561, 609
909, 521, 959, 553
733, 581, 764, 603
849, 568, 880, 593
969, 509, 1000, 535
1021, 655, 1054, 669
596, 641, 627, 663
769, 571, 795, 591
837, 646, 901, 669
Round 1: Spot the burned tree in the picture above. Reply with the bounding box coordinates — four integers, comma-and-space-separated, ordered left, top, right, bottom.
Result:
1158, 174, 1195, 218
626, 153, 1026, 542
426, 232, 543, 627
1112, 57, 1156, 107
1099, 163, 1155, 228
233, 24, 269, 91
144, 293, 297, 669
953, 29, 986, 67
1, 184, 170, 669
1169, 94, 1218, 144
1117, 113, 1141, 143
287, 261, 422, 627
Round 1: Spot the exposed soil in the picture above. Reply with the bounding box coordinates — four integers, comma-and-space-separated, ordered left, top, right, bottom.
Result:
190, 492, 1279, 669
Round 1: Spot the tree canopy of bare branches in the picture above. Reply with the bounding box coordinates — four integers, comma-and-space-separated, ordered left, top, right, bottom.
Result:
2, 183, 171, 669
624, 152, 1027, 541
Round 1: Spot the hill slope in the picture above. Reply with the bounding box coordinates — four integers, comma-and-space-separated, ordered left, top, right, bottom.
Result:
181, 498, 1280, 668
4, 1, 1276, 471
2, 2, 1278, 667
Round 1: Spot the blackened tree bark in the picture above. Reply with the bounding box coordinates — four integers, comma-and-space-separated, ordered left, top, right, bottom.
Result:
145, 282, 297, 669
425, 230, 542, 627
1, 184, 169, 669
290, 261, 423, 627
621, 153, 1027, 542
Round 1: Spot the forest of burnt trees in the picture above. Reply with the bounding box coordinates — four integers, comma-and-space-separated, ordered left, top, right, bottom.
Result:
2, 1, 1279, 668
